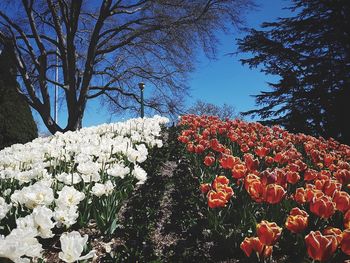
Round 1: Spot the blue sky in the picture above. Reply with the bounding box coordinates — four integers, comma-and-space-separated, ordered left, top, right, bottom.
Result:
35, 0, 293, 134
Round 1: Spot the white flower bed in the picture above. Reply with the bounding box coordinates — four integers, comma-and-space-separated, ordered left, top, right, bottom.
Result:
0, 116, 168, 263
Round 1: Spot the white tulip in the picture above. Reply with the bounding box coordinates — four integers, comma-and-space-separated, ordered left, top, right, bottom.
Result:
132, 165, 147, 184
58, 231, 95, 263
56, 172, 81, 185
0, 197, 11, 220
54, 206, 79, 228
10, 180, 54, 209
32, 206, 55, 238
91, 183, 106, 197
0, 227, 42, 263
16, 206, 55, 238
104, 180, 114, 195
107, 163, 130, 178
77, 161, 100, 175
56, 186, 85, 208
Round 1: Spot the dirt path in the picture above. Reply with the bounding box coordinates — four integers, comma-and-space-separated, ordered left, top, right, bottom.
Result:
106, 128, 213, 262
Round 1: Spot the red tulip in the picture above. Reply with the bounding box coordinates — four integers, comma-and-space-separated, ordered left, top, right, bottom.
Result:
244, 153, 259, 172
323, 180, 342, 197
178, 135, 190, 143
285, 208, 309, 233
305, 231, 338, 261
264, 156, 274, 165
212, 175, 230, 191
204, 155, 215, 167
341, 229, 350, 255
241, 237, 263, 257
220, 185, 234, 201
290, 207, 309, 217
194, 144, 204, 154
286, 171, 300, 184
255, 146, 270, 158
333, 190, 350, 213
294, 187, 307, 204
334, 169, 350, 185
323, 227, 343, 245
207, 190, 227, 208
219, 154, 239, 169
200, 183, 211, 194
310, 195, 336, 219
265, 184, 286, 204
304, 169, 317, 181
305, 186, 324, 203
344, 209, 350, 229
231, 164, 247, 179
256, 220, 282, 246
323, 154, 335, 167
186, 143, 195, 153
246, 177, 265, 203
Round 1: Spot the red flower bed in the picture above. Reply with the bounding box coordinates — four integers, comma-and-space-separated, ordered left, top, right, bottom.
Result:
178, 114, 350, 261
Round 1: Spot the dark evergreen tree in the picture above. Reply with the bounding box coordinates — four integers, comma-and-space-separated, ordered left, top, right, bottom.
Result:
0, 43, 38, 150
237, 0, 350, 145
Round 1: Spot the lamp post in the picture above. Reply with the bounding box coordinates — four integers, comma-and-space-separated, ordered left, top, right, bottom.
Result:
138, 82, 145, 118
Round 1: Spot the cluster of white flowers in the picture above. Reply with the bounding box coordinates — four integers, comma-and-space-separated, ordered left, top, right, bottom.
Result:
0, 115, 168, 263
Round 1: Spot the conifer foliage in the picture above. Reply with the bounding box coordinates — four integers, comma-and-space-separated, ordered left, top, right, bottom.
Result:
237, 0, 350, 145
0, 44, 37, 149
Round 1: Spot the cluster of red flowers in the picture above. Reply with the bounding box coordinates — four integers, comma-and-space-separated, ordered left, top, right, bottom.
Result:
201, 175, 234, 208
178, 114, 350, 261
241, 220, 281, 259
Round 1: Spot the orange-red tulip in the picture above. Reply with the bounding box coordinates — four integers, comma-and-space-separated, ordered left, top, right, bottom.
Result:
305, 231, 338, 262
195, 144, 205, 154
265, 184, 286, 204
290, 207, 309, 217
244, 153, 259, 172
304, 169, 318, 181
344, 209, 350, 229
294, 187, 307, 204
305, 186, 324, 203
310, 195, 336, 219
323, 180, 342, 197
186, 143, 195, 153
178, 135, 190, 143
256, 220, 282, 246
212, 175, 230, 191
255, 146, 270, 158
341, 229, 350, 255
204, 155, 215, 166
240, 237, 263, 257
334, 169, 350, 185
285, 208, 309, 233
219, 154, 239, 169
246, 178, 265, 203
286, 171, 300, 184
200, 183, 211, 194
220, 185, 234, 201
232, 164, 247, 179
333, 190, 350, 213
323, 227, 343, 245
207, 190, 227, 208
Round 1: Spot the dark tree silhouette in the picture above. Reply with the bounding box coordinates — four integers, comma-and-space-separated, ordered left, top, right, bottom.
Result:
0, 43, 38, 149
0, 0, 252, 134
237, 0, 350, 145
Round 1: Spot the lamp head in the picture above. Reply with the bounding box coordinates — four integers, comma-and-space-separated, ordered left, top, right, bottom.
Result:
138, 82, 145, 90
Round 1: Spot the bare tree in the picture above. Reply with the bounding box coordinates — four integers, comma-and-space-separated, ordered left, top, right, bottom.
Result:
187, 100, 240, 120
0, 0, 252, 134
